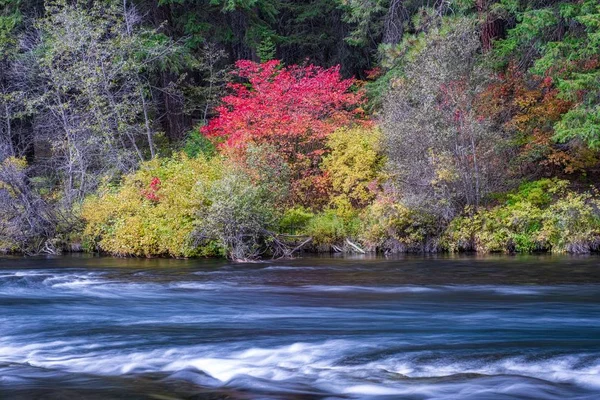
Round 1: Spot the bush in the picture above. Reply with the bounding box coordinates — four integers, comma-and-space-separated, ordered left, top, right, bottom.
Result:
505, 179, 567, 207
82, 154, 223, 257
361, 196, 441, 253
0, 156, 60, 254
194, 165, 287, 260
304, 208, 362, 246
444, 179, 600, 253
540, 192, 600, 253
321, 125, 385, 209
279, 206, 314, 235
183, 128, 216, 159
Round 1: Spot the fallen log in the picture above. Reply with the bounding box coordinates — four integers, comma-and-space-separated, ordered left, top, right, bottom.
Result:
346, 239, 366, 254
287, 237, 313, 256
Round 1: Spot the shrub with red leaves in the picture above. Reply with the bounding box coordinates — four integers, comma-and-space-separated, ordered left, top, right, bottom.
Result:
142, 177, 161, 202
201, 60, 366, 205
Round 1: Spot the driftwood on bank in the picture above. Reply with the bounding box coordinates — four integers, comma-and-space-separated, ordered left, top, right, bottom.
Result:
331, 244, 343, 253
346, 239, 365, 254
195, 230, 315, 262
197, 225, 370, 261
286, 236, 313, 257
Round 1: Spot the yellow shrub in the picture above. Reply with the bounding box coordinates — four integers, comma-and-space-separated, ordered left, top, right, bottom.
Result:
82, 153, 223, 257
322, 126, 385, 209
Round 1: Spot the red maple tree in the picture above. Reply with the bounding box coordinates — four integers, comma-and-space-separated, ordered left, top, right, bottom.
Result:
202, 60, 366, 204
202, 60, 364, 151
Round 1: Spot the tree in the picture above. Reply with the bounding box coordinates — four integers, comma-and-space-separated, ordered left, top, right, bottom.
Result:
31, 0, 187, 204
202, 59, 365, 204
0, 0, 31, 160
340, 0, 424, 47
156, 0, 373, 77
382, 17, 510, 220
0, 155, 59, 254
479, 64, 595, 176
321, 125, 385, 209
493, 0, 600, 150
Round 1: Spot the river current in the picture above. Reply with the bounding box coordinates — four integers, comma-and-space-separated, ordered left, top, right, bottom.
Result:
0, 255, 599, 399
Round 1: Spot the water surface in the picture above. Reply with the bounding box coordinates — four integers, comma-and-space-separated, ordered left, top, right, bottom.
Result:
1, 254, 599, 399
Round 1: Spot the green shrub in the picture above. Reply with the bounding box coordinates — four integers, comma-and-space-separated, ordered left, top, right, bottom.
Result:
505, 178, 568, 207
279, 206, 314, 235
540, 192, 600, 253
194, 145, 290, 260
194, 167, 284, 260
361, 197, 441, 252
183, 128, 216, 159
304, 209, 362, 245
444, 179, 600, 253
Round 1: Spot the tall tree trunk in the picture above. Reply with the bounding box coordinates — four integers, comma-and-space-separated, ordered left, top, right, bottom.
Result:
140, 85, 155, 158
149, 1, 191, 143
160, 71, 190, 143
477, 0, 505, 52
227, 9, 256, 61
383, 0, 408, 44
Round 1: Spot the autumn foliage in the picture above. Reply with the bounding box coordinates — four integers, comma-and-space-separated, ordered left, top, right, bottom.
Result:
479, 65, 597, 174
142, 177, 161, 203
202, 60, 364, 151
201, 60, 366, 204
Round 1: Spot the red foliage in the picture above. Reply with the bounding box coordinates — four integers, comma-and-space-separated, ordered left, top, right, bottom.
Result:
365, 67, 382, 80
202, 60, 366, 205
203, 60, 364, 155
142, 177, 161, 202
476, 65, 596, 174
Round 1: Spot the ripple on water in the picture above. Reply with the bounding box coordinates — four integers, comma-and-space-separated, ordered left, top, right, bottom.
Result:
0, 257, 600, 399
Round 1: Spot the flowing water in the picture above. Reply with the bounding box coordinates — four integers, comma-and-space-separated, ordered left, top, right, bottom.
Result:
1, 254, 600, 399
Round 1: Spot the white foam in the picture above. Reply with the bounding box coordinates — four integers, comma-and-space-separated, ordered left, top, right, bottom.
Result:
375, 353, 600, 389
343, 384, 407, 395
1, 335, 600, 397
302, 285, 438, 293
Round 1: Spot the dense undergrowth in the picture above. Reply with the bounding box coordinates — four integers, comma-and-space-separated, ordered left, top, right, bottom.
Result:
2, 0, 600, 259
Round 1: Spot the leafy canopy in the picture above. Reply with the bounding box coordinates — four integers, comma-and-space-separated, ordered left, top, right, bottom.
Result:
202, 60, 365, 155
202, 59, 366, 205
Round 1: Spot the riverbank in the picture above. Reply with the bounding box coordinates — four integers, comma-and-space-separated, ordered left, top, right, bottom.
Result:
7, 177, 600, 259
4, 155, 600, 260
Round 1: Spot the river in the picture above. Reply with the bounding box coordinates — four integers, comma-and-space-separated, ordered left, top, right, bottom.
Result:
0, 254, 599, 399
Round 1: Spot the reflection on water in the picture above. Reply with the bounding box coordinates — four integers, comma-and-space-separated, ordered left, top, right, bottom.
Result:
0, 254, 599, 399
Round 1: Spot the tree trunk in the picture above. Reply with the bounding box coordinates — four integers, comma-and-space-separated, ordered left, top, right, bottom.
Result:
477, 0, 505, 52
149, 2, 192, 143
227, 9, 257, 61
383, 0, 408, 44
160, 71, 190, 143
